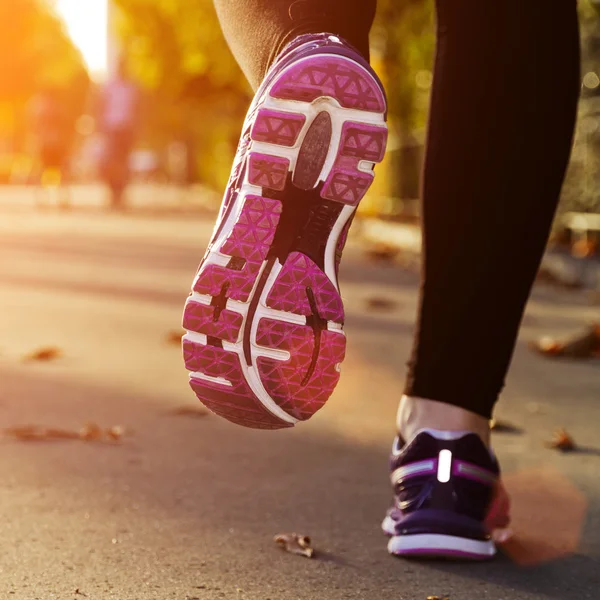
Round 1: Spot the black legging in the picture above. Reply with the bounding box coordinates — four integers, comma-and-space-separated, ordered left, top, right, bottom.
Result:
214, 0, 581, 419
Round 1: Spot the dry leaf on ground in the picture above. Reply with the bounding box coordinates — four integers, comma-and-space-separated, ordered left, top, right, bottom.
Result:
79, 422, 103, 441
4, 425, 78, 441
426, 596, 450, 600
545, 428, 576, 452
366, 296, 398, 312
365, 244, 399, 263
4, 423, 125, 443
169, 406, 210, 418
529, 325, 600, 359
274, 533, 315, 558
166, 330, 185, 345
106, 426, 125, 441
23, 346, 63, 362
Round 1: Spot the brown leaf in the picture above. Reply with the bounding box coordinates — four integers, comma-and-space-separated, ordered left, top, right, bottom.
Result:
274, 533, 315, 558
106, 426, 124, 441
426, 596, 450, 600
4, 425, 48, 441
366, 244, 399, 263
169, 406, 210, 418
4, 425, 79, 441
4, 423, 125, 443
530, 326, 600, 359
79, 422, 103, 441
23, 347, 63, 362
166, 330, 185, 345
529, 337, 563, 356
545, 428, 576, 452
44, 428, 81, 440
365, 296, 398, 312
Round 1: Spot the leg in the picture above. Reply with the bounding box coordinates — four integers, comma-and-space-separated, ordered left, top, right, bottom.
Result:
183, 2, 385, 428
401, 0, 580, 438
213, 0, 376, 89
386, 0, 580, 559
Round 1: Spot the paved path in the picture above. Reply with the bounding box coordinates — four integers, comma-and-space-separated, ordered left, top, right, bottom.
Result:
0, 191, 599, 599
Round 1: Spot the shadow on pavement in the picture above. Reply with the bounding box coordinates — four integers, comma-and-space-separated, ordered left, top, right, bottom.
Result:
1, 365, 598, 600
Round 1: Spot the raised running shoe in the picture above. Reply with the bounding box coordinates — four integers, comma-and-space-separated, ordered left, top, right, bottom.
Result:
182, 33, 388, 429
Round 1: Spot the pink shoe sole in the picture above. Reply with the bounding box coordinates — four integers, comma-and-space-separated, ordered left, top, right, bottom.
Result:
183, 45, 387, 429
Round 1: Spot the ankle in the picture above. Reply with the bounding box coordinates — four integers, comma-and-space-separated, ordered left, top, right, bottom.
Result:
397, 395, 491, 447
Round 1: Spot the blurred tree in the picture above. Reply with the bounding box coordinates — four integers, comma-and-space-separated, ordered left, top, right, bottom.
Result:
371, 0, 434, 212
114, 0, 437, 196
0, 0, 89, 152
113, 0, 250, 187
560, 0, 600, 215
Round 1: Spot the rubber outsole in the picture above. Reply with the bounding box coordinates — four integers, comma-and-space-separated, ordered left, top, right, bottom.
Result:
183, 51, 387, 429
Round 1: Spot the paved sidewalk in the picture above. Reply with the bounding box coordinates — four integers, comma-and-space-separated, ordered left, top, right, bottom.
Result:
0, 197, 598, 599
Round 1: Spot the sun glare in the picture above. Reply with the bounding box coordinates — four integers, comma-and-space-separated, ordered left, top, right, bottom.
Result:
55, 0, 108, 77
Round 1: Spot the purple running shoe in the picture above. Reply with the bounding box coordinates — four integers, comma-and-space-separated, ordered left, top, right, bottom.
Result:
182, 34, 387, 429
382, 430, 500, 560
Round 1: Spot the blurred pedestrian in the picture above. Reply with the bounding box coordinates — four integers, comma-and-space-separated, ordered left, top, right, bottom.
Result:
97, 58, 140, 209
182, 0, 580, 561
28, 87, 72, 208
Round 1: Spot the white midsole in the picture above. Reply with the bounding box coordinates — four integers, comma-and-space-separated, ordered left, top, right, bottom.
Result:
387, 533, 496, 558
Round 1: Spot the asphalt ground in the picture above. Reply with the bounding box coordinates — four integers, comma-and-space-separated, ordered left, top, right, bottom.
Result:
0, 187, 599, 599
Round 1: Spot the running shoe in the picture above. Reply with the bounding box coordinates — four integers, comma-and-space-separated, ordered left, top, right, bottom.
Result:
382, 430, 504, 559
182, 33, 388, 429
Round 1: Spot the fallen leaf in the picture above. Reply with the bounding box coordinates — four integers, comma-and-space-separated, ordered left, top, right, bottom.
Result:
426, 596, 449, 600
4, 425, 78, 441
530, 325, 600, 359
4, 425, 48, 441
365, 296, 398, 312
166, 330, 185, 345
4, 423, 124, 443
169, 406, 210, 418
44, 428, 81, 440
366, 244, 399, 263
274, 533, 315, 558
106, 426, 124, 441
79, 422, 103, 441
23, 346, 63, 362
545, 428, 576, 452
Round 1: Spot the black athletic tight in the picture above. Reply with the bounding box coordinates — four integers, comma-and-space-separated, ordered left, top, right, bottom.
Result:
214, 0, 581, 419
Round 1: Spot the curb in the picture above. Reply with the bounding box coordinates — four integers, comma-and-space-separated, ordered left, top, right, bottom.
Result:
357, 217, 600, 291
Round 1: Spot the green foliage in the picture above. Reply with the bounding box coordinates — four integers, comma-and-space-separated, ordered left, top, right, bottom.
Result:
371, 0, 434, 203
114, 0, 246, 95
0, 0, 87, 101
372, 0, 434, 133
559, 1, 600, 215
113, 0, 251, 187
113, 0, 436, 194
0, 0, 89, 149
